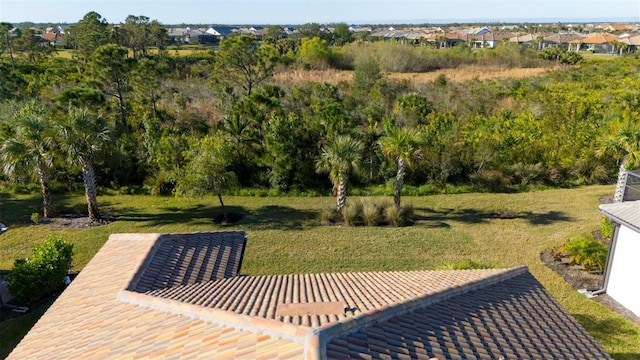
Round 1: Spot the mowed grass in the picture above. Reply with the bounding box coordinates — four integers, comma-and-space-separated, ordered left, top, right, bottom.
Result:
1, 185, 639, 359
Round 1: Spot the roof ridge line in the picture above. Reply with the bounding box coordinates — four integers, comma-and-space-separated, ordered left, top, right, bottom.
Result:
117, 289, 315, 343
312, 266, 529, 360
109, 233, 161, 242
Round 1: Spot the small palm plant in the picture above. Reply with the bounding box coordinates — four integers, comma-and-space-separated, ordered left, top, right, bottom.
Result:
316, 135, 364, 211
379, 126, 425, 208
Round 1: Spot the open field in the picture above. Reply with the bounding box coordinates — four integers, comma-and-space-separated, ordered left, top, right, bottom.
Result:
274, 66, 555, 87
54, 46, 211, 59
1, 185, 639, 359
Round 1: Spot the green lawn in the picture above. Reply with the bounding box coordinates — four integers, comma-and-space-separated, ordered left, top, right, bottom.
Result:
1, 185, 639, 359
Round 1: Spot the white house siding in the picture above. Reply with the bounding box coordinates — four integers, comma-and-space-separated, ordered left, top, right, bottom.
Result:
607, 224, 640, 317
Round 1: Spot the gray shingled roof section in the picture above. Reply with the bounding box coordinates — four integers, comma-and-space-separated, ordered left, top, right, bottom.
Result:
128, 231, 247, 293
599, 201, 640, 234
325, 271, 612, 360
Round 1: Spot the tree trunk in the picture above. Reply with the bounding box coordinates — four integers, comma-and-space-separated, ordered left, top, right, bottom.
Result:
81, 160, 100, 221
36, 163, 54, 218
336, 176, 347, 211
217, 193, 229, 223
7, 41, 15, 70
150, 89, 158, 119
613, 157, 628, 203
394, 158, 406, 208
115, 78, 127, 132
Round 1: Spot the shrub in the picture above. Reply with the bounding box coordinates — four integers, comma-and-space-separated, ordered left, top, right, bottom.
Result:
320, 207, 342, 225
385, 205, 402, 227
6, 236, 74, 306
469, 169, 513, 191
321, 198, 415, 227
385, 203, 414, 227
601, 216, 613, 240
341, 201, 363, 226
360, 198, 387, 226
560, 234, 608, 273
30, 212, 41, 224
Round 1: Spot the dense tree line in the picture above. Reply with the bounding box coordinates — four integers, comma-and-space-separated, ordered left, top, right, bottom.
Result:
1, 12, 640, 218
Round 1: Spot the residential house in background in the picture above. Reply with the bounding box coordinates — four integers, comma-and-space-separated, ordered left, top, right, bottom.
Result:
618, 34, 640, 53
463, 32, 512, 48
39, 32, 64, 47
569, 33, 619, 53
542, 33, 585, 49
9, 231, 611, 359
167, 27, 216, 44
509, 33, 538, 47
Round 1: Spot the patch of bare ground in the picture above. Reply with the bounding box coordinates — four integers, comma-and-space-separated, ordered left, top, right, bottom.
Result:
273, 66, 554, 87
37, 214, 110, 229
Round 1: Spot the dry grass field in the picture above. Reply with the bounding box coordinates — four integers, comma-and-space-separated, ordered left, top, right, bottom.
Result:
273, 66, 555, 87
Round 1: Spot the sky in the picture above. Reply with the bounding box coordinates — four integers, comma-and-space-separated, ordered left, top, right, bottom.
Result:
1, 0, 639, 25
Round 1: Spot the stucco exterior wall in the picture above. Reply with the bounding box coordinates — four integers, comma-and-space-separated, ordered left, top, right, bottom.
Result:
607, 224, 640, 317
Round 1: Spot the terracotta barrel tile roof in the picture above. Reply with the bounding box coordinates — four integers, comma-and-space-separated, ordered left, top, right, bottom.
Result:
129, 231, 247, 292
325, 271, 610, 359
8, 232, 612, 360
144, 269, 511, 328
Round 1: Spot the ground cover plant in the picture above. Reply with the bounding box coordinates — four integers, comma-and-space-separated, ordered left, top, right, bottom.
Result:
0, 185, 639, 359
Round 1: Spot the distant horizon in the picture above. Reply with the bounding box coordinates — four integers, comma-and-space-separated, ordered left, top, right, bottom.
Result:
1, 1, 639, 26
4, 17, 640, 27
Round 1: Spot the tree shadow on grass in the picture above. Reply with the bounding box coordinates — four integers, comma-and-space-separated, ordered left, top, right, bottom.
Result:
243, 205, 320, 230
0, 193, 42, 227
416, 208, 573, 227
114, 204, 247, 227
521, 210, 572, 225
111, 204, 317, 230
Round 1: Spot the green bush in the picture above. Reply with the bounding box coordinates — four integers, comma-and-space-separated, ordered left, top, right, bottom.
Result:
30, 212, 40, 225
6, 236, 74, 306
560, 234, 608, 273
601, 216, 613, 240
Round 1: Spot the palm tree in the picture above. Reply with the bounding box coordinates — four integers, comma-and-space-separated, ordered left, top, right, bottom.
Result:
379, 127, 425, 208
57, 107, 111, 221
597, 117, 640, 202
316, 135, 364, 211
0, 102, 56, 217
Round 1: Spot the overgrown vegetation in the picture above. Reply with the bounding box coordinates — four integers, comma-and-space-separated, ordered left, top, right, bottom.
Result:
4, 12, 638, 213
